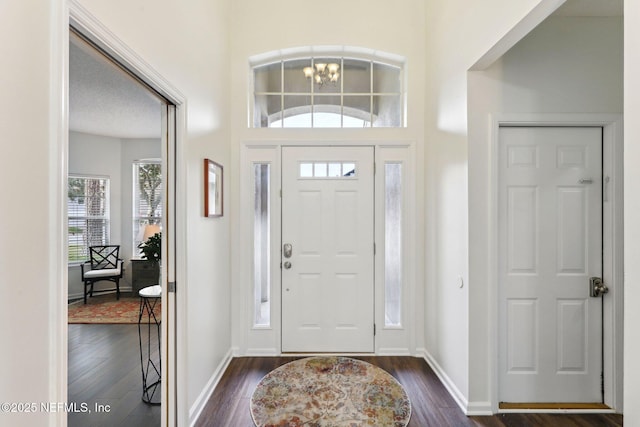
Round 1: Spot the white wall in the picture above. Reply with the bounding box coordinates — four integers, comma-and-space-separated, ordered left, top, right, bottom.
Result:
67, 132, 160, 299
65, 1, 231, 425
467, 15, 623, 410
71, 2, 232, 421
624, 1, 640, 424
0, 1, 62, 424
423, 0, 545, 410
228, 0, 427, 356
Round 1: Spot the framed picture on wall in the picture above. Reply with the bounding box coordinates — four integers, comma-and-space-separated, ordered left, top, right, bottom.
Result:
204, 158, 223, 217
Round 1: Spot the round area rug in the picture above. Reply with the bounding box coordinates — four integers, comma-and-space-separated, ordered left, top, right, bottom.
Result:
250, 356, 411, 427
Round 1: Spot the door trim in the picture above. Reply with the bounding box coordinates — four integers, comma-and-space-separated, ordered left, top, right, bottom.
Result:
61, 3, 188, 426
237, 141, 417, 357
489, 114, 624, 413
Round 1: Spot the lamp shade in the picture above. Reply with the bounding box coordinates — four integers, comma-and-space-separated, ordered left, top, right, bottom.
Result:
142, 224, 161, 241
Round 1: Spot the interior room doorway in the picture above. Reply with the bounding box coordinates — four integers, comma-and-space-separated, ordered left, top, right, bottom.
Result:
67, 7, 183, 422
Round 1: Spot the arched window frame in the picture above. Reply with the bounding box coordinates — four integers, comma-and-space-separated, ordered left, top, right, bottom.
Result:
250, 48, 406, 128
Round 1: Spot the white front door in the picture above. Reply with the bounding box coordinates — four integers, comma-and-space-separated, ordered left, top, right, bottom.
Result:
281, 146, 375, 353
498, 127, 604, 403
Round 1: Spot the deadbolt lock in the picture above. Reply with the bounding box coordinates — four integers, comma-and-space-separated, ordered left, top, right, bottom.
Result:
283, 243, 293, 259
590, 277, 609, 298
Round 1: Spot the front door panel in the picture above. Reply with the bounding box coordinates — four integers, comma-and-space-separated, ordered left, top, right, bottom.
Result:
281, 146, 374, 353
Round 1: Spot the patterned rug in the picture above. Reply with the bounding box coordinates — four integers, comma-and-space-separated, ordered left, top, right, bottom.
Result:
250, 356, 411, 427
68, 294, 161, 324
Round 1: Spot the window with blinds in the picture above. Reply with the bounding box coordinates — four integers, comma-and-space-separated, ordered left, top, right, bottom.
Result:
133, 161, 163, 254
68, 176, 110, 263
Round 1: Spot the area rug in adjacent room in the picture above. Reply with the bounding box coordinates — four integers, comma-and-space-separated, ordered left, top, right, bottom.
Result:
68, 294, 160, 324
250, 356, 411, 427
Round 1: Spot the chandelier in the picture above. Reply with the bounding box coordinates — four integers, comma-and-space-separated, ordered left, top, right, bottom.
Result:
303, 62, 340, 86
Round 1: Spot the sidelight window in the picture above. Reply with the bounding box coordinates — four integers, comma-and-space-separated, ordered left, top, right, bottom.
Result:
254, 163, 271, 326
384, 163, 403, 326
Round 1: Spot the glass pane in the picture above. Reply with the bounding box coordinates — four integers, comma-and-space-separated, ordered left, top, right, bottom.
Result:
385, 163, 402, 326
343, 58, 371, 93
328, 163, 342, 177
343, 95, 371, 127
255, 94, 281, 128
312, 58, 341, 94
300, 163, 313, 178
281, 95, 312, 128
284, 59, 312, 93
314, 162, 327, 177
254, 164, 271, 326
372, 95, 401, 127
313, 95, 341, 127
342, 163, 356, 176
373, 62, 401, 93
254, 62, 281, 93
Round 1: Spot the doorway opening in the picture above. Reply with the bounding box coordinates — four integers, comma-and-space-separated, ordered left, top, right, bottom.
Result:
66, 6, 184, 423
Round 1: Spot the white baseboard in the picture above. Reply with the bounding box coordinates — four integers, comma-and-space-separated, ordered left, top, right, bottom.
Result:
189, 348, 233, 427
246, 347, 279, 356
377, 347, 412, 356
416, 348, 472, 415
466, 401, 493, 416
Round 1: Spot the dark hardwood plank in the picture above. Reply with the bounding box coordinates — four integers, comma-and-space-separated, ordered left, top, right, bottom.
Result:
68, 324, 160, 427
196, 356, 623, 427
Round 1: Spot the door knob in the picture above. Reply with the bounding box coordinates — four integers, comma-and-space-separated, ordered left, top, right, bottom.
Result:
283, 261, 292, 269
590, 277, 609, 297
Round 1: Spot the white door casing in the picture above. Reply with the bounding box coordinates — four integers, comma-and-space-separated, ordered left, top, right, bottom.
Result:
281, 146, 375, 353
498, 127, 603, 402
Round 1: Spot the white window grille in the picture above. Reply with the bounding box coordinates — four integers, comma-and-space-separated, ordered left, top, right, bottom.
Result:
68, 175, 110, 263
253, 56, 404, 128
133, 161, 163, 254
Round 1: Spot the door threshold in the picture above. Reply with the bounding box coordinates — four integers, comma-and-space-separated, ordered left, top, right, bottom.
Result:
500, 402, 610, 410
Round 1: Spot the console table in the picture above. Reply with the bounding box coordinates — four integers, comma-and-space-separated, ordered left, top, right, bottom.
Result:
131, 259, 160, 295
138, 285, 161, 405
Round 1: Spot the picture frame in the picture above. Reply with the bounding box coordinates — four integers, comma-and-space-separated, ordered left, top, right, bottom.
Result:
204, 158, 223, 217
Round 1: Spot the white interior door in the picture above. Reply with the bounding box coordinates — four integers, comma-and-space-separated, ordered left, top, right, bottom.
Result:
281, 146, 374, 353
498, 127, 604, 403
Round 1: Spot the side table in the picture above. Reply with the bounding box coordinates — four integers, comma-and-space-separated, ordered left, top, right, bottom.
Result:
131, 259, 160, 295
138, 285, 161, 405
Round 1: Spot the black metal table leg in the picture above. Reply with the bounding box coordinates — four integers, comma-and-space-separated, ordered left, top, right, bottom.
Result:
138, 285, 161, 405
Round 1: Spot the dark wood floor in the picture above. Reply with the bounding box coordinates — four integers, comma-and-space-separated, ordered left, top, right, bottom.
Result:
196, 356, 623, 427
68, 324, 161, 427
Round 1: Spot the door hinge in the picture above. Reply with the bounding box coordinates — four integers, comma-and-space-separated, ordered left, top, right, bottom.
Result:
374, 162, 376, 175
374, 243, 376, 255
168, 281, 176, 293
374, 323, 376, 336
279, 189, 282, 198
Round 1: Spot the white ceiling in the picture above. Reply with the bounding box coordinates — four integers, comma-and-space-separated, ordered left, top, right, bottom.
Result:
69, 0, 622, 140
69, 35, 162, 139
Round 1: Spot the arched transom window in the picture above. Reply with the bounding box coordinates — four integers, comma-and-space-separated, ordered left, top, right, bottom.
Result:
252, 54, 405, 128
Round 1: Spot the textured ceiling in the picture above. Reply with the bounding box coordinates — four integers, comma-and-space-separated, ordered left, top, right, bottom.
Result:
69, 35, 162, 139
